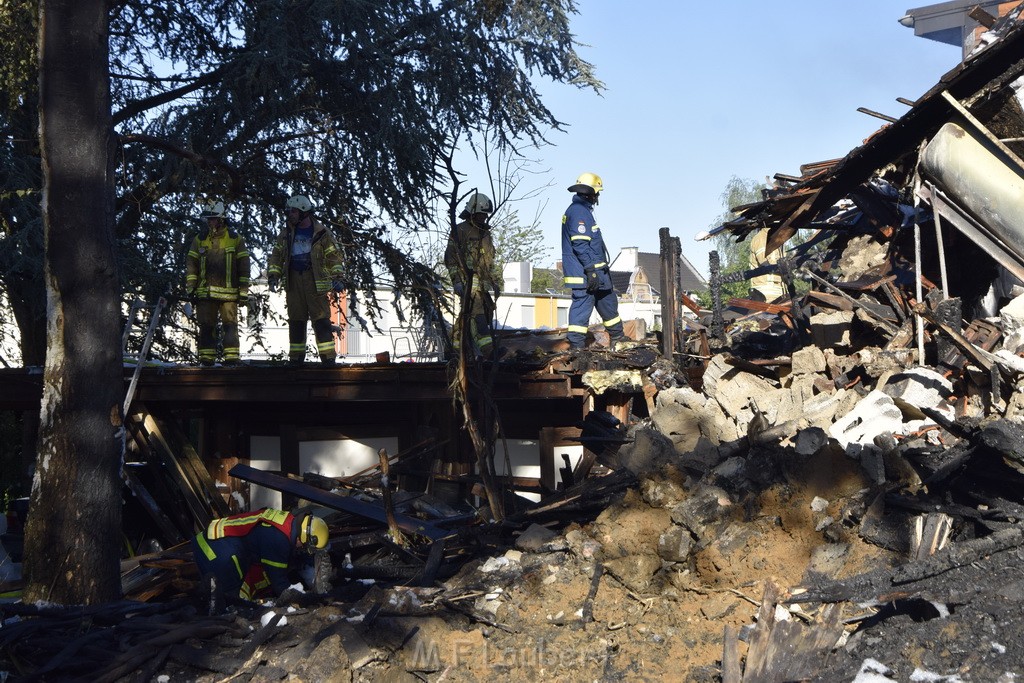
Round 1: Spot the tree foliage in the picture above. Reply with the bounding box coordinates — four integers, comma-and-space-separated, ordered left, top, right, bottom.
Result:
701, 175, 769, 303
0, 0, 600, 363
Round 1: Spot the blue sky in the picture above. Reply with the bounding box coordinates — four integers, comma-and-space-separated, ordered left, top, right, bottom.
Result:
476, 1, 960, 275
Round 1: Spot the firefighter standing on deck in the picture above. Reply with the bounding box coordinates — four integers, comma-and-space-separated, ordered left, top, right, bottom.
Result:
561, 173, 624, 349
444, 192, 500, 357
191, 508, 329, 603
185, 200, 251, 366
267, 195, 346, 365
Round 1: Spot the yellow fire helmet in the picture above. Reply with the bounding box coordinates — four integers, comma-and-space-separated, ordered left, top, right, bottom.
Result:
568, 172, 603, 195
300, 515, 329, 550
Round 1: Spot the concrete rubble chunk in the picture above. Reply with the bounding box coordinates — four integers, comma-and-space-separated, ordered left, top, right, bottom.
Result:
651, 398, 702, 452
810, 310, 855, 349
791, 346, 827, 376
857, 346, 914, 379
829, 389, 906, 455
615, 424, 678, 478
837, 233, 888, 276
670, 485, 733, 539
657, 525, 694, 563
1000, 292, 1024, 354
880, 367, 955, 420
701, 354, 778, 414
514, 523, 558, 552
698, 398, 741, 446
795, 427, 830, 456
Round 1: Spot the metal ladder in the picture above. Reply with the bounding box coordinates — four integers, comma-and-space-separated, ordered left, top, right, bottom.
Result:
121, 295, 167, 416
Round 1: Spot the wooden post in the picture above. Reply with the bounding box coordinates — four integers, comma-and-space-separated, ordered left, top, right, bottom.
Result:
379, 448, 405, 545
659, 227, 678, 358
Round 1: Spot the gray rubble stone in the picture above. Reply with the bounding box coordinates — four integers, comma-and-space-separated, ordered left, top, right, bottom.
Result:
603, 553, 662, 593
680, 436, 724, 471
651, 399, 701, 453
794, 427, 830, 455
803, 543, 850, 580
699, 593, 738, 620
615, 425, 677, 478
514, 523, 558, 552
640, 477, 688, 509
657, 526, 694, 563
670, 485, 733, 539
791, 346, 827, 375
810, 310, 855, 349
880, 367, 954, 419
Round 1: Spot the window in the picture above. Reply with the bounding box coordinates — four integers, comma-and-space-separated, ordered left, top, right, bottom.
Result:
521, 305, 535, 328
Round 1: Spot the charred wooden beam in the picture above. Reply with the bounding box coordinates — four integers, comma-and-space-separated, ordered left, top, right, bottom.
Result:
229, 464, 452, 540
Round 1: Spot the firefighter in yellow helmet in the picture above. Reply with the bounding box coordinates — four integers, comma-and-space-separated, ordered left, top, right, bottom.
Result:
267, 195, 346, 364
444, 191, 500, 357
192, 508, 329, 606
560, 173, 624, 349
185, 200, 251, 366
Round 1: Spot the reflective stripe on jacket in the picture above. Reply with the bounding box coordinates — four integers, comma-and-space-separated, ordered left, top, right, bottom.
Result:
206, 508, 293, 540
185, 229, 251, 300
267, 219, 345, 293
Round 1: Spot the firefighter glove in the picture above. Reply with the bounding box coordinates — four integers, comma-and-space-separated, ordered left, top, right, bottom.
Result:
331, 279, 344, 293
268, 276, 280, 293
453, 282, 465, 297
584, 267, 601, 294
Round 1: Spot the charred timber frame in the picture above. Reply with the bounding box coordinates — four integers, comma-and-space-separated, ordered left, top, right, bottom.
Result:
0, 363, 576, 410
0, 363, 589, 498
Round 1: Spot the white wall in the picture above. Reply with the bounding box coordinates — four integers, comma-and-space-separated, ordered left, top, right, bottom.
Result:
247, 433, 399, 510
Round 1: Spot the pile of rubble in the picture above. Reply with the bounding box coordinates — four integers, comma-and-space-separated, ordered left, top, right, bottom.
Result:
10, 10, 1024, 683
10, 287, 1024, 681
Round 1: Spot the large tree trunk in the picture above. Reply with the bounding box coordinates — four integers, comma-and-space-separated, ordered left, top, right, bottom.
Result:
23, 0, 123, 604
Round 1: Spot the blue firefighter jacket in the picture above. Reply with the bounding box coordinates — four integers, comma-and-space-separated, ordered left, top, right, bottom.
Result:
561, 195, 610, 289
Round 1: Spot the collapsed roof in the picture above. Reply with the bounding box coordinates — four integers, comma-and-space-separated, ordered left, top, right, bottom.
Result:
705, 5, 1024, 314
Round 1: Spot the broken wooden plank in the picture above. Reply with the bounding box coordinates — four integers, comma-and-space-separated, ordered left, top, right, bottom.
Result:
741, 582, 845, 683
911, 513, 953, 561
722, 625, 741, 683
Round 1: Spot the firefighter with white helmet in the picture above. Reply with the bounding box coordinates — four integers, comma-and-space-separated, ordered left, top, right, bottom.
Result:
185, 199, 251, 366
267, 195, 346, 364
560, 172, 624, 349
444, 191, 500, 357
